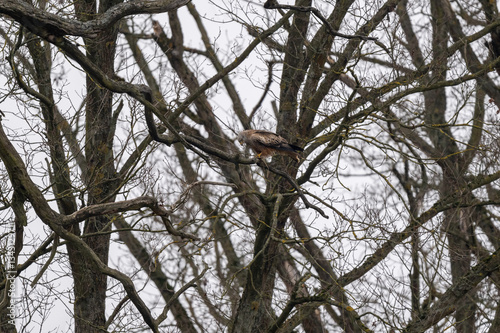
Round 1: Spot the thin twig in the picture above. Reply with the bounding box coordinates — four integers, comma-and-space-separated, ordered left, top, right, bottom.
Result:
249, 61, 278, 123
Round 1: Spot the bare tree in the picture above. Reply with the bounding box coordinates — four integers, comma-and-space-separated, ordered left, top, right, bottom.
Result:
1, 0, 500, 332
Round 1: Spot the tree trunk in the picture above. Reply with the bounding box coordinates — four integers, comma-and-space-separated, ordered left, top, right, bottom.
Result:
70, 0, 120, 331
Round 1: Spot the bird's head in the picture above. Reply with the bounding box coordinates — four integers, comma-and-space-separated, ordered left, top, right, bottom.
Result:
236, 132, 245, 145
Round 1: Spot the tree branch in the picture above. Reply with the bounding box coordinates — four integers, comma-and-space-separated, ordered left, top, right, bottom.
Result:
0, 0, 190, 38
62, 196, 198, 240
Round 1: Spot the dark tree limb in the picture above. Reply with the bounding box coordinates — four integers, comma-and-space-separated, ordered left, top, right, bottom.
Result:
0, 0, 190, 38
62, 196, 198, 240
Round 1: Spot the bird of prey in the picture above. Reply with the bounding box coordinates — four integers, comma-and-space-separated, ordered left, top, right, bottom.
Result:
237, 129, 303, 162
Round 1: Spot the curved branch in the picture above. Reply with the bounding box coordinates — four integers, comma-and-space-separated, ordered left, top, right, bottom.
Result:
30, 235, 59, 287
26, 19, 274, 167
0, 0, 190, 38
249, 61, 277, 123
62, 196, 199, 240
8, 29, 52, 107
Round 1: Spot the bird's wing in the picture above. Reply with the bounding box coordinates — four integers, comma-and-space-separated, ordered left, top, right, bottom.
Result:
252, 130, 287, 147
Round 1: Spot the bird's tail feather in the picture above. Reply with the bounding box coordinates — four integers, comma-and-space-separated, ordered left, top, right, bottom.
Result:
288, 144, 304, 152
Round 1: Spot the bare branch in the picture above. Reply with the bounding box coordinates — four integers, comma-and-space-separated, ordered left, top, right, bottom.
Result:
0, 0, 190, 37
62, 196, 198, 240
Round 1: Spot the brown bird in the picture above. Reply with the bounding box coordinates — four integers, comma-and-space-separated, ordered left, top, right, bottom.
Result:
237, 129, 303, 162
